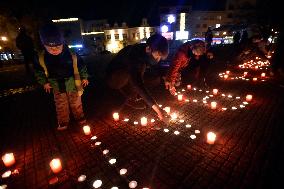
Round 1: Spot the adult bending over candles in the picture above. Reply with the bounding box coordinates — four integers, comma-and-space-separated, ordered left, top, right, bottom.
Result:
164, 39, 213, 95
106, 34, 169, 121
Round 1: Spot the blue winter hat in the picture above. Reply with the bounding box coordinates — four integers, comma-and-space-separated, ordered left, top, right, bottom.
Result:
39, 23, 64, 46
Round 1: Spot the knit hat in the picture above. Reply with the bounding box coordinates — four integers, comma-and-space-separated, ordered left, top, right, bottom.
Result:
39, 23, 64, 46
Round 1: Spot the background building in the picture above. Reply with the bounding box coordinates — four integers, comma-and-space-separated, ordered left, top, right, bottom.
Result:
104, 19, 155, 53
159, 6, 191, 41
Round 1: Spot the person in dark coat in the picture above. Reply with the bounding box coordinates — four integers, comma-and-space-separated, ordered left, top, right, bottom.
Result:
106, 34, 169, 121
205, 27, 213, 49
16, 27, 35, 74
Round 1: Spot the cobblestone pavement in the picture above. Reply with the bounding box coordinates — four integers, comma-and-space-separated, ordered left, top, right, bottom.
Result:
0, 49, 284, 189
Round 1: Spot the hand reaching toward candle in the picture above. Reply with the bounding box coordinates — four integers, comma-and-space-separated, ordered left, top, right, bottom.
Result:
152, 104, 168, 121
81, 79, 89, 87
44, 83, 52, 93
164, 80, 176, 95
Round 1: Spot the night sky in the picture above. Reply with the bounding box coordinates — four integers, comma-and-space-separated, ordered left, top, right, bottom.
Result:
2, 0, 227, 26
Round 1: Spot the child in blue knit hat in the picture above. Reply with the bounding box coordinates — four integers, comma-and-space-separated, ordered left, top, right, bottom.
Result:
34, 23, 89, 130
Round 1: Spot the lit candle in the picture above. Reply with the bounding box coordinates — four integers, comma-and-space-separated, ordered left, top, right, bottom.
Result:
141, 117, 147, 126
49, 158, 62, 174
207, 132, 216, 144
211, 102, 217, 109
253, 77, 257, 81
78, 175, 86, 182
212, 89, 218, 95
83, 125, 91, 135
119, 168, 127, 175
93, 180, 103, 188
244, 71, 248, 76
261, 73, 266, 77
2, 153, 15, 167
177, 94, 183, 101
225, 70, 230, 74
224, 74, 228, 79
113, 112, 119, 121
187, 84, 192, 90
164, 107, 170, 114
170, 113, 177, 120
246, 94, 253, 102
129, 181, 138, 188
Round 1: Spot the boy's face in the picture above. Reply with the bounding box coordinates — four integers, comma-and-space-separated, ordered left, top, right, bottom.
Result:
44, 44, 63, 55
151, 51, 168, 63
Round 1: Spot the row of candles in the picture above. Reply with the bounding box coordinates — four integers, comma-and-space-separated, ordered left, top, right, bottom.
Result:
1, 128, 142, 188
112, 111, 217, 145
174, 87, 253, 110
238, 57, 270, 70
219, 71, 267, 81
1, 153, 62, 174
2, 84, 254, 186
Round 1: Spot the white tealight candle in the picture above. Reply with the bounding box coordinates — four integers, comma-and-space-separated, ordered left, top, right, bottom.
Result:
103, 149, 109, 155
49, 158, 62, 174
129, 181, 138, 188
164, 107, 170, 114
109, 158, 116, 164
164, 128, 169, 132
174, 131, 180, 135
187, 84, 192, 90
119, 168, 127, 175
177, 94, 183, 101
2, 153, 15, 167
185, 124, 191, 128
213, 89, 218, 95
246, 94, 253, 102
190, 135, 196, 139
2, 170, 11, 178
211, 102, 217, 109
224, 74, 229, 79
261, 73, 266, 77
253, 78, 257, 81
78, 175, 86, 182
93, 180, 102, 188
207, 132, 216, 144
83, 125, 91, 135
226, 70, 230, 74
170, 113, 177, 120
141, 117, 147, 126
113, 112, 119, 121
